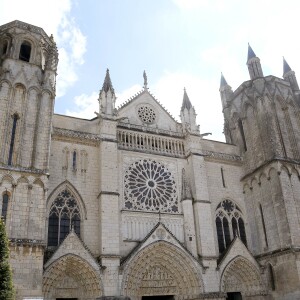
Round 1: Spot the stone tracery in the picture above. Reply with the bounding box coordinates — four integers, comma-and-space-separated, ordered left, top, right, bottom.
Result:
124, 159, 178, 213
137, 105, 156, 124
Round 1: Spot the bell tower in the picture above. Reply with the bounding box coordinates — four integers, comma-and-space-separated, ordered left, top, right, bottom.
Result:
0, 20, 58, 171
0, 20, 58, 298
220, 46, 300, 298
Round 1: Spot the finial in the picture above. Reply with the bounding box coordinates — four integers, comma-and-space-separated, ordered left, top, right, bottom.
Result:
143, 70, 148, 89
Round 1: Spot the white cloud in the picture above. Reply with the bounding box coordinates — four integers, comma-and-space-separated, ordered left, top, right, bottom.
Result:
152, 71, 225, 141
66, 84, 143, 119
66, 73, 225, 142
1, 0, 87, 98
66, 92, 98, 119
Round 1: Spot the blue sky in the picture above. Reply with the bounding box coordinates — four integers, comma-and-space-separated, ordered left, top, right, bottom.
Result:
2, 0, 300, 141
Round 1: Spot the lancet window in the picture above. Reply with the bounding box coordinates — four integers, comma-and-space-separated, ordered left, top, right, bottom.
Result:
1, 192, 9, 222
215, 199, 247, 253
47, 189, 81, 246
8, 114, 19, 166
72, 150, 77, 171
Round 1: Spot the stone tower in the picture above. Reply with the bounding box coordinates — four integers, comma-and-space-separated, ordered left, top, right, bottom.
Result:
220, 45, 300, 299
0, 20, 58, 297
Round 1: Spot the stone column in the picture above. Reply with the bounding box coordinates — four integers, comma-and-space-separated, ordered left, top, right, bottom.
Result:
98, 118, 121, 296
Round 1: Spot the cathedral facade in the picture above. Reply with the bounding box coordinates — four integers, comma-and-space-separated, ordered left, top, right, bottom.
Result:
0, 20, 300, 300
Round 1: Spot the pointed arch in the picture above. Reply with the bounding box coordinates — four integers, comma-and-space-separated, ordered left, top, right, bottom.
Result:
0, 173, 16, 185
47, 180, 87, 218
33, 178, 45, 189
17, 175, 29, 184
43, 254, 103, 298
215, 199, 247, 253
220, 256, 265, 296
47, 181, 86, 247
121, 241, 203, 297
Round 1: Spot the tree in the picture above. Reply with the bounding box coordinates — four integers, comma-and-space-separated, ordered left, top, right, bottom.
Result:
0, 218, 14, 299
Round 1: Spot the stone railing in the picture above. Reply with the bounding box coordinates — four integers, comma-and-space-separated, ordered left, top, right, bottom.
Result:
118, 121, 184, 138
117, 129, 185, 157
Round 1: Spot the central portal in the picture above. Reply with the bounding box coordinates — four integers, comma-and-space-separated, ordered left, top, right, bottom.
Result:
142, 296, 174, 300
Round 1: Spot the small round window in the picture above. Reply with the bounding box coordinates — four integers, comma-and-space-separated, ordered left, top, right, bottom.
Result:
137, 106, 156, 124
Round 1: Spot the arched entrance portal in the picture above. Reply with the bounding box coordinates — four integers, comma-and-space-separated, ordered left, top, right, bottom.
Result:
122, 241, 203, 299
221, 256, 265, 299
43, 254, 103, 300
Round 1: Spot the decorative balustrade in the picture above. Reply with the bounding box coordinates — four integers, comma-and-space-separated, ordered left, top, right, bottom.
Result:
117, 129, 185, 156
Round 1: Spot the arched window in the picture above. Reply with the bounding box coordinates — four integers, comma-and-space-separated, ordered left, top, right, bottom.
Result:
72, 151, 77, 170
19, 41, 31, 62
8, 114, 19, 166
1, 192, 9, 222
215, 199, 247, 254
1, 40, 8, 56
47, 189, 81, 247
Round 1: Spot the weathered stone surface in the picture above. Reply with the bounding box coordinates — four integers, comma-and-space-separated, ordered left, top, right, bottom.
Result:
0, 20, 300, 300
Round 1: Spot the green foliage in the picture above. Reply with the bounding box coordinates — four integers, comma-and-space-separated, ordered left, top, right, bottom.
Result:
0, 218, 14, 300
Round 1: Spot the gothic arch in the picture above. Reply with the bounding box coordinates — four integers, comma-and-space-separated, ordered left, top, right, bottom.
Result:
220, 256, 265, 296
47, 180, 87, 219
43, 254, 103, 299
0, 173, 16, 185
121, 241, 203, 298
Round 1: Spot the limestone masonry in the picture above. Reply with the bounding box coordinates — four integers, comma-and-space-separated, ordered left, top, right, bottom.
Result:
0, 20, 300, 300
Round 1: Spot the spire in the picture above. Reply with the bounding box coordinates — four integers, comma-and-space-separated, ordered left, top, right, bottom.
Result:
101, 69, 114, 94
282, 57, 299, 93
246, 44, 263, 79
283, 57, 292, 75
247, 43, 256, 62
180, 88, 199, 134
220, 72, 228, 88
181, 88, 192, 112
99, 68, 116, 116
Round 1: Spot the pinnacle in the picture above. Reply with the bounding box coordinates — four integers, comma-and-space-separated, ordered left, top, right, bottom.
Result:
181, 88, 192, 112
220, 72, 228, 88
101, 68, 114, 94
283, 57, 292, 75
247, 43, 257, 62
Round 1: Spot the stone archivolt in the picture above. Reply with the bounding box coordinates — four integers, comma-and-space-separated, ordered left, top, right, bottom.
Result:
121, 241, 203, 298
43, 254, 102, 299
221, 256, 265, 296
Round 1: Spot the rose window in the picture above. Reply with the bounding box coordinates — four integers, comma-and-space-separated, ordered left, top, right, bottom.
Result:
137, 106, 156, 124
124, 159, 178, 213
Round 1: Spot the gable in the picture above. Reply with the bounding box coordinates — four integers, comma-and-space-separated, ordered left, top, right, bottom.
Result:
44, 230, 99, 271
117, 90, 180, 132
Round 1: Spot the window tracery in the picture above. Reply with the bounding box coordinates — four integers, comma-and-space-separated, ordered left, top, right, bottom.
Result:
215, 199, 247, 253
124, 159, 178, 213
47, 189, 81, 247
137, 105, 156, 124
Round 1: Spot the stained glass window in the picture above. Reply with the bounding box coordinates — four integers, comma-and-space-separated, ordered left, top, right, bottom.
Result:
124, 159, 178, 213
47, 189, 81, 246
215, 199, 247, 254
